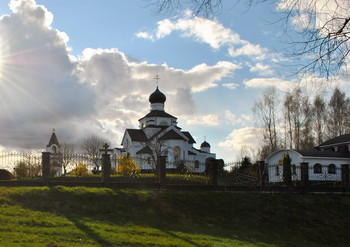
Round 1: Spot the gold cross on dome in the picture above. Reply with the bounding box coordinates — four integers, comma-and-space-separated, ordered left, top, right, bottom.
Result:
154, 75, 160, 87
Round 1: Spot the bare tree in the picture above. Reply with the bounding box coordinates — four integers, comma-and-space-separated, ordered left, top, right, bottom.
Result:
312, 94, 327, 144
281, 0, 350, 78
253, 87, 280, 159
283, 87, 315, 150
327, 87, 350, 138
300, 95, 315, 150
139, 134, 169, 170
283, 93, 294, 149
60, 142, 75, 175
148, 0, 350, 77
81, 135, 109, 172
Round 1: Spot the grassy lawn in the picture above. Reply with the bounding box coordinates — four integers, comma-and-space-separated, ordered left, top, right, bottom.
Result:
0, 186, 349, 247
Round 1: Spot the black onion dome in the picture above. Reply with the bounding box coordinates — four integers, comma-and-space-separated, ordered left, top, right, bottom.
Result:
200, 141, 210, 148
149, 87, 166, 104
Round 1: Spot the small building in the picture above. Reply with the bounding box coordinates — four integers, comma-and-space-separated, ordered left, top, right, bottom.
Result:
46, 130, 62, 176
117, 85, 216, 172
265, 134, 350, 183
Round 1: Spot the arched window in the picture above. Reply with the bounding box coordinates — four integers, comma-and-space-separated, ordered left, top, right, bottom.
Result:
194, 160, 200, 169
275, 165, 280, 176
328, 164, 336, 174
314, 163, 322, 174
52, 145, 57, 154
173, 146, 181, 161
291, 164, 297, 175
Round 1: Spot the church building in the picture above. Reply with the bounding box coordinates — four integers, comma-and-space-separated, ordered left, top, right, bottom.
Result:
117, 83, 216, 172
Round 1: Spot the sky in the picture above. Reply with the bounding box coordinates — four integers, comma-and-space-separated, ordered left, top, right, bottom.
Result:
0, 0, 348, 161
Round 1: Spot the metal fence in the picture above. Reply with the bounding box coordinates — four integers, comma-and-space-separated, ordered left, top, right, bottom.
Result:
0, 152, 349, 189
0, 152, 42, 178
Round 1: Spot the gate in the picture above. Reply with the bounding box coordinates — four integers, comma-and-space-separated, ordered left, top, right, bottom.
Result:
0, 152, 42, 178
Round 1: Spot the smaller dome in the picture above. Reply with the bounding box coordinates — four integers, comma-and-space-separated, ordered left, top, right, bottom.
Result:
201, 141, 210, 148
149, 87, 166, 104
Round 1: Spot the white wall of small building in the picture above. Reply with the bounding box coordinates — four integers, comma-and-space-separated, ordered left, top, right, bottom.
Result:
265, 150, 347, 183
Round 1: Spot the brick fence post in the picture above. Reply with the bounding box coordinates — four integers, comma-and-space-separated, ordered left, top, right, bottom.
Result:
157, 156, 166, 187
257, 161, 267, 188
341, 164, 349, 188
42, 152, 51, 182
206, 158, 218, 187
282, 155, 292, 187
100, 143, 113, 184
300, 162, 309, 187
102, 153, 111, 183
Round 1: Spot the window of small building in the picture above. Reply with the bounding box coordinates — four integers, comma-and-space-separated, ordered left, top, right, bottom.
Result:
291, 164, 297, 175
338, 145, 348, 152
160, 120, 168, 126
313, 163, 322, 174
275, 165, 280, 176
194, 160, 200, 169
328, 164, 336, 174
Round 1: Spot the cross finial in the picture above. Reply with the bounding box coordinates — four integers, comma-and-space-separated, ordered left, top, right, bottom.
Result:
103, 143, 109, 154
100, 143, 113, 155
154, 75, 160, 87
52, 128, 56, 132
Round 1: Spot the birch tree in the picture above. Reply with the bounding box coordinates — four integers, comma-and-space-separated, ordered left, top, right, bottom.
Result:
312, 94, 327, 144
327, 87, 350, 138
253, 87, 280, 159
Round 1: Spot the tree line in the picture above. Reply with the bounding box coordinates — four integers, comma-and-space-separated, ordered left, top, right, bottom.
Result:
253, 86, 350, 160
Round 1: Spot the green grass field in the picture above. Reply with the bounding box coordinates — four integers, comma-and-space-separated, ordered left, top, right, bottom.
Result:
0, 186, 349, 247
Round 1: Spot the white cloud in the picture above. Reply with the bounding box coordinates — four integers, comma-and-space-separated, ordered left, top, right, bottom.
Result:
249, 62, 274, 76
135, 31, 154, 40
228, 43, 267, 60
0, 0, 240, 149
224, 110, 253, 126
136, 10, 269, 61
0, 0, 95, 147
244, 78, 295, 91
222, 83, 239, 89
218, 127, 260, 154
185, 114, 220, 126
9, 0, 53, 28
138, 13, 243, 49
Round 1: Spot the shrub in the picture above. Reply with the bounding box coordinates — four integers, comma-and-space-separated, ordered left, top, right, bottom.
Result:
13, 161, 42, 179
175, 161, 188, 174
0, 169, 14, 180
13, 161, 28, 179
116, 154, 141, 176
71, 163, 88, 177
